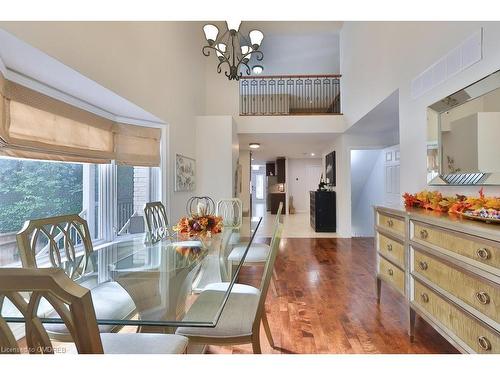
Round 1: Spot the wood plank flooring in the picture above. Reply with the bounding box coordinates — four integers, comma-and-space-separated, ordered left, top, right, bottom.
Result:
207, 237, 458, 354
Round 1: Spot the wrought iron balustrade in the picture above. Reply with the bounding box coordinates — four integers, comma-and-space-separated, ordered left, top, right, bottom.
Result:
239, 74, 341, 116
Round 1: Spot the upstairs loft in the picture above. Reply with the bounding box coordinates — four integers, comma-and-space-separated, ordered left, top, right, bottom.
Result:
239, 74, 341, 116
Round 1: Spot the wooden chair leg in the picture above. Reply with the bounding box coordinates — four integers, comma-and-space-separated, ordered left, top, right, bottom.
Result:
252, 331, 262, 354
262, 312, 274, 348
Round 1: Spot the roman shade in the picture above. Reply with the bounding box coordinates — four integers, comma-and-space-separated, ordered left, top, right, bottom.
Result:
0, 72, 161, 166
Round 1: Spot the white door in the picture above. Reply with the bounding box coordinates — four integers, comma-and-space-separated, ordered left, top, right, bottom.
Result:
384, 146, 400, 205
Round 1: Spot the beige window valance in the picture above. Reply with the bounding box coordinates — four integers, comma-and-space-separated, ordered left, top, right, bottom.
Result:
0, 72, 161, 166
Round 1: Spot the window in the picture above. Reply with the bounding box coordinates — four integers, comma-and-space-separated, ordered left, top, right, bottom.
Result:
255, 174, 264, 200
0, 156, 161, 266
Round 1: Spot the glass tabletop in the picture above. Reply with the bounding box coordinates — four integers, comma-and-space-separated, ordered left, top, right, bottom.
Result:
2, 217, 262, 329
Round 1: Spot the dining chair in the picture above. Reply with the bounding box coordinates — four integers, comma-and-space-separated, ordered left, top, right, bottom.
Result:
144, 201, 170, 243
227, 202, 282, 294
216, 198, 243, 246
216, 198, 243, 228
16, 214, 136, 341
186, 196, 216, 216
0, 268, 188, 354
175, 222, 283, 353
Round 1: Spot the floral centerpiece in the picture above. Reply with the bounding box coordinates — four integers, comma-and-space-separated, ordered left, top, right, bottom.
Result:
173, 201, 223, 237
403, 188, 500, 223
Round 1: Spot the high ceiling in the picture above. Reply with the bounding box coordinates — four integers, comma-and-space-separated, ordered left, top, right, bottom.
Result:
205, 21, 343, 35
205, 21, 343, 75
239, 132, 339, 164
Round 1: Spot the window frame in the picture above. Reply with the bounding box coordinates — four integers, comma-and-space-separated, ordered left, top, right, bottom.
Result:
0, 128, 164, 266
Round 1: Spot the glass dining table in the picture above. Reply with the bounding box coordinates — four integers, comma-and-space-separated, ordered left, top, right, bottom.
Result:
2, 217, 262, 332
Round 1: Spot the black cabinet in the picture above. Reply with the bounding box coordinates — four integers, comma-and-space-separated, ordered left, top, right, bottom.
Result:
270, 193, 286, 214
310, 191, 336, 232
266, 162, 276, 177
276, 158, 286, 183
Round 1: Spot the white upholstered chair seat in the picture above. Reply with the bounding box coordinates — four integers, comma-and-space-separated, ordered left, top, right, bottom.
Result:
176, 282, 260, 339
100, 333, 188, 354
44, 281, 136, 339
228, 243, 271, 263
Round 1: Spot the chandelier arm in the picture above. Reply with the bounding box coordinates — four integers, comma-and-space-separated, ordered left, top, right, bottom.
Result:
216, 59, 229, 74
202, 44, 229, 58
254, 50, 264, 62
237, 59, 252, 76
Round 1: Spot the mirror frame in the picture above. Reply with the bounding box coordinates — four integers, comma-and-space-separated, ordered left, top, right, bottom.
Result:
427, 69, 500, 186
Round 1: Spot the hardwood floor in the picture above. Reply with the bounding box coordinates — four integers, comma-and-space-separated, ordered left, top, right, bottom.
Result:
207, 237, 458, 354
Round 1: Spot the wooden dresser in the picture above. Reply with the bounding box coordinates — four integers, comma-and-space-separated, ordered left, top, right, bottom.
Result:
374, 206, 500, 354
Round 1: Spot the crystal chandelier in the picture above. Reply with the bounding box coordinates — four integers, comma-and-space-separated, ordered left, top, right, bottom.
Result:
202, 21, 264, 81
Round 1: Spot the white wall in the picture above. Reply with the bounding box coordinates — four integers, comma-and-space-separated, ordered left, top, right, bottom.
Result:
237, 115, 346, 134
351, 150, 385, 237
195, 116, 236, 204
0, 21, 207, 223
288, 158, 322, 213
248, 32, 340, 75
340, 21, 500, 200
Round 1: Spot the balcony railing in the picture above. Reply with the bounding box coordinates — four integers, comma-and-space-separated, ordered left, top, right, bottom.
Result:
239, 74, 341, 116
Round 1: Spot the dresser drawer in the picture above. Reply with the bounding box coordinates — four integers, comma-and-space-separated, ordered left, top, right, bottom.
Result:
413, 249, 500, 323
377, 212, 405, 236
413, 280, 500, 353
412, 221, 500, 272
378, 233, 405, 269
378, 257, 405, 296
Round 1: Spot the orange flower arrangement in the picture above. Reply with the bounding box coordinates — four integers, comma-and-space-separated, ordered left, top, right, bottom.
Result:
173, 214, 223, 237
403, 188, 500, 222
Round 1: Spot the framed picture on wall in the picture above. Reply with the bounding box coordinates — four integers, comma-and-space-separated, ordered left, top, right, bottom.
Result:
175, 154, 196, 192
325, 151, 336, 186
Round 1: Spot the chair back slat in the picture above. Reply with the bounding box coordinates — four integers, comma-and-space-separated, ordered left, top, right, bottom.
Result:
144, 201, 170, 243
0, 268, 104, 354
216, 198, 243, 228
16, 215, 93, 281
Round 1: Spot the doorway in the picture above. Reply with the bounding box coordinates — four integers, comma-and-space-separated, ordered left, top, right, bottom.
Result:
350, 146, 400, 237
251, 165, 266, 218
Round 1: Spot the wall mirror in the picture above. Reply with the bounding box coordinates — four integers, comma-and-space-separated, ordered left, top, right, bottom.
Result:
427, 69, 500, 185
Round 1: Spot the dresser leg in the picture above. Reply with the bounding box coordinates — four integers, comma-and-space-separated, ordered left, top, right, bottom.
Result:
376, 277, 382, 303
409, 307, 416, 342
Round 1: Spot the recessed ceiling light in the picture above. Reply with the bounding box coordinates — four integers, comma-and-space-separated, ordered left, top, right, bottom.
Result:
249, 143, 260, 149
252, 65, 264, 74
311, 153, 316, 156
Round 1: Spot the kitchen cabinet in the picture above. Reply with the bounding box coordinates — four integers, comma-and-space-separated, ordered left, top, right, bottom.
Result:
266, 162, 276, 177
276, 158, 286, 183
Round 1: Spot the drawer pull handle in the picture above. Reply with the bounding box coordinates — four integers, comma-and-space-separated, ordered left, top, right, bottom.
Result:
477, 336, 492, 351
476, 248, 491, 260
387, 219, 394, 227
387, 244, 393, 251
420, 293, 429, 303
388, 269, 394, 276
475, 291, 491, 305
418, 261, 428, 271
419, 229, 429, 239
